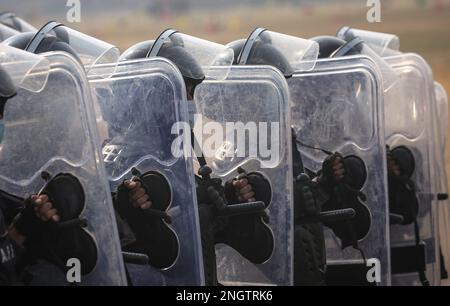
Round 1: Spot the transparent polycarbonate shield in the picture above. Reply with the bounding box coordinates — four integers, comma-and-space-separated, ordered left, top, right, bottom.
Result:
0, 51, 126, 285
337, 27, 400, 57
0, 44, 50, 92
0, 12, 37, 32
289, 56, 390, 285
331, 38, 398, 92
434, 82, 450, 275
384, 54, 440, 286
88, 57, 204, 286
435, 82, 448, 151
0, 23, 19, 42
238, 28, 319, 73
26, 22, 120, 77
193, 66, 294, 286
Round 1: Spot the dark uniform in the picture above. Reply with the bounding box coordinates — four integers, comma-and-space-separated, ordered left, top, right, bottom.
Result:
0, 193, 24, 285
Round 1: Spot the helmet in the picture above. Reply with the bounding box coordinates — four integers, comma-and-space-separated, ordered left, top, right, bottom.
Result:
121, 38, 205, 85
337, 26, 401, 56
3, 31, 82, 65
329, 37, 365, 58
3, 22, 119, 75
228, 28, 319, 77
228, 36, 295, 77
310, 36, 347, 58
310, 35, 364, 58
314, 33, 398, 90
121, 29, 206, 86
0, 12, 36, 32
121, 29, 234, 98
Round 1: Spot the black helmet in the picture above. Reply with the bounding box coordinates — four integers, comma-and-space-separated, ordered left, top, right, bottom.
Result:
3, 21, 119, 74
227, 39, 246, 65
330, 37, 364, 58
310, 36, 347, 58
121, 29, 205, 85
3, 29, 82, 65
0, 12, 36, 32
2, 32, 33, 50
310, 35, 363, 58
228, 28, 299, 78
0, 63, 16, 117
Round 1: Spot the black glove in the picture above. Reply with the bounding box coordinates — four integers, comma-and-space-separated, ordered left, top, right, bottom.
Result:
116, 176, 178, 270
224, 171, 246, 205
317, 153, 343, 192
11, 198, 48, 240
224, 168, 272, 208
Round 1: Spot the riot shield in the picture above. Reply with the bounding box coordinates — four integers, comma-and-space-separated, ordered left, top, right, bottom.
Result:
88, 57, 204, 286
383, 54, 441, 286
434, 82, 450, 277
192, 65, 294, 286
336, 27, 443, 286
288, 56, 390, 285
0, 46, 126, 285
435, 82, 448, 148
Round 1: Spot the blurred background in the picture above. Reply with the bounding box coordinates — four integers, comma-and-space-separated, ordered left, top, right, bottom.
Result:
2, 0, 450, 172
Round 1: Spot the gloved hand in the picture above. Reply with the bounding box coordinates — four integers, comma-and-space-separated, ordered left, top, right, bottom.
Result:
12, 194, 59, 239
122, 180, 152, 210
317, 153, 345, 191
225, 172, 256, 204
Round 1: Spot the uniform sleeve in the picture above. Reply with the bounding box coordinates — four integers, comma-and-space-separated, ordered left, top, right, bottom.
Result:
0, 191, 25, 226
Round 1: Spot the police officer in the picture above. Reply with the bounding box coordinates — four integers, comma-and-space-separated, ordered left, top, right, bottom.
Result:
227, 36, 346, 286
121, 32, 264, 285
0, 62, 69, 284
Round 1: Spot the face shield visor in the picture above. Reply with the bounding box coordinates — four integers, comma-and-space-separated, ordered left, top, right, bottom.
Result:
237, 28, 319, 76
148, 29, 235, 81
337, 26, 401, 57
26, 22, 120, 77
0, 44, 49, 93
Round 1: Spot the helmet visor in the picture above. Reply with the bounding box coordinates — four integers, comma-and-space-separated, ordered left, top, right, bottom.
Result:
27, 22, 119, 77
239, 28, 319, 73
0, 44, 49, 92
337, 27, 400, 57
149, 30, 234, 79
